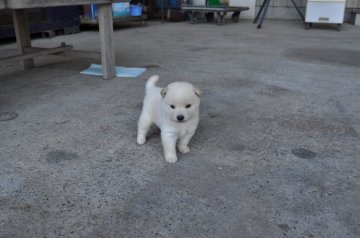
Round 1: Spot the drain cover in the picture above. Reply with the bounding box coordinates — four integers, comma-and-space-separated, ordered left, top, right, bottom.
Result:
0, 112, 19, 122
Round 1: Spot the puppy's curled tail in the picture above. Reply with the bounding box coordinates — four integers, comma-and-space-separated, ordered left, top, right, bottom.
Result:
146, 75, 159, 90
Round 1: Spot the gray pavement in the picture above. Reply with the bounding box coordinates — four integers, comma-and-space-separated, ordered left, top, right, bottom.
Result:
1, 20, 360, 237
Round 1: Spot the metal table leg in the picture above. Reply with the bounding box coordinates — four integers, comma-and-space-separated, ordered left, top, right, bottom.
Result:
290, 0, 305, 21
253, 0, 268, 24
258, 0, 271, 29
255, 0, 305, 28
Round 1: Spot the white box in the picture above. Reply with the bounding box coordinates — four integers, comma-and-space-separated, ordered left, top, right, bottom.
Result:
305, 0, 345, 24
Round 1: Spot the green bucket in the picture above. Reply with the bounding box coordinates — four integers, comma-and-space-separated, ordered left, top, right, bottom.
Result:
208, 0, 220, 6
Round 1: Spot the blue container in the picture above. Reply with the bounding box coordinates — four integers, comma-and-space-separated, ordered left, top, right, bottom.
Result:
112, 3, 130, 17
170, 0, 180, 8
84, 3, 130, 18
89, 4, 98, 18
129, 5, 142, 16
156, 0, 180, 10
0, 6, 81, 39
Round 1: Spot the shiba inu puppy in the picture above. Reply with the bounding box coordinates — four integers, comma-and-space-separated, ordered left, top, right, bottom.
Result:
137, 75, 201, 163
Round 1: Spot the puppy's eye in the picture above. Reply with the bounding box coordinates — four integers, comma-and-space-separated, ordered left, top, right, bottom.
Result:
186, 104, 191, 108
170, 105, 175, 109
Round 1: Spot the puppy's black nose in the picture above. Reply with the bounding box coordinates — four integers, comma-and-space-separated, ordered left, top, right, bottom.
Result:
177, 115, 184, 121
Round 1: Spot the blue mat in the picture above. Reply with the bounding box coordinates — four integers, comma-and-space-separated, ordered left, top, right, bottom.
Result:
81, 64, 146, 78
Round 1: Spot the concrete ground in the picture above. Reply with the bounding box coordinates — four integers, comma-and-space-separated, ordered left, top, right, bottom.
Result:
1, 19, 360, 237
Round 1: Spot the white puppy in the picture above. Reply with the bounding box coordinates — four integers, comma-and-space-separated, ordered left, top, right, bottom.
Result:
137, 75, 201, 163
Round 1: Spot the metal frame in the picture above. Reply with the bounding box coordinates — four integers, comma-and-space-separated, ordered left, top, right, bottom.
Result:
253, 0, 305, 29
181, 5, 249, 25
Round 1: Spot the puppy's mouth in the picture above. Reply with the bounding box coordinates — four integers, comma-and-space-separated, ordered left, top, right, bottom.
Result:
176, 118, 187, 123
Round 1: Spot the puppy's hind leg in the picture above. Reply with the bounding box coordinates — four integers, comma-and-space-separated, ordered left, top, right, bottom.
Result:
137, 113, 152, 145
177, 131, 195, 153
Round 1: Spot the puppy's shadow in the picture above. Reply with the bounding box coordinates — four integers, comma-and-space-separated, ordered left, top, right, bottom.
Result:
146, 126, 161, 141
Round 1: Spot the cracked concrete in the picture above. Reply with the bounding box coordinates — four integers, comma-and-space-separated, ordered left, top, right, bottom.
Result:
1, 20, 360, 237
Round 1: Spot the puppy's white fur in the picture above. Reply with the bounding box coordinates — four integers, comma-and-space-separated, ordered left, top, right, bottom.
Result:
137, 75, 201, 163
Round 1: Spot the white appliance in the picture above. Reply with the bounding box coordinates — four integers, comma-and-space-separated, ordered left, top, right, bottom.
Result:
305, 0, 346, 30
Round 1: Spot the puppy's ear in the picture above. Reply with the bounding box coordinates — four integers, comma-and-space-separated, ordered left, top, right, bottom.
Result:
193, 86, 201, 97
160, 87, 168, 98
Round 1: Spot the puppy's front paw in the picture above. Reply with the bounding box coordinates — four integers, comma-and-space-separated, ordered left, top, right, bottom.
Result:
165, 154, 178, 163
178, 146, 190, 154
137, 135, 146, 145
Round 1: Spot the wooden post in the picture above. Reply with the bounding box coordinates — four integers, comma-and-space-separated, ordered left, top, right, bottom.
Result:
98, 4, 116, 80
12, 9, 34, 69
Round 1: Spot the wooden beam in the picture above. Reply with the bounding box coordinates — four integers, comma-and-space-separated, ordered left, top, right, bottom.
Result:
98, 4, 116, 80
5, 0, 127, 9
8, 0, 108, 8
0, 45, 73, 64
12, 9, 34, 69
